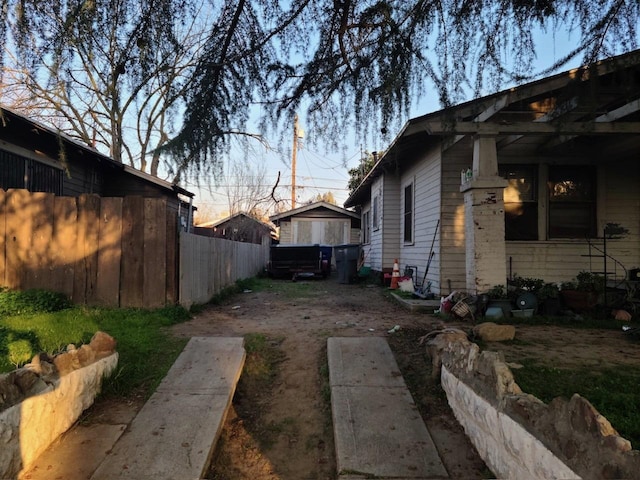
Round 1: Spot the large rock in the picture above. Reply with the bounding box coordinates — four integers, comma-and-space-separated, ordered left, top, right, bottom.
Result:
89, 331, 117, 357
421, 328, 470, 378
0, 373, 22, 411
473, 322, 516, 341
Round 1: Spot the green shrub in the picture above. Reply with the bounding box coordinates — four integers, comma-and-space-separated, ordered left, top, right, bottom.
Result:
0, 288, 72, 316
8, 339, 33, 367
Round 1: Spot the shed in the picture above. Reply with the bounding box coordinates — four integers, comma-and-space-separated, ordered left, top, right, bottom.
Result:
270, 201, 360, 246
194, 212, 275, 245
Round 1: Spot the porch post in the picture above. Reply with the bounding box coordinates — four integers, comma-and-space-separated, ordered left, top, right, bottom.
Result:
461, 135, 509, 294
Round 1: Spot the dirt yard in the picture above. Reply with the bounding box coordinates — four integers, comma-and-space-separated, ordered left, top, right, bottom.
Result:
162, 275, 637, 479
170, 276, 488, 479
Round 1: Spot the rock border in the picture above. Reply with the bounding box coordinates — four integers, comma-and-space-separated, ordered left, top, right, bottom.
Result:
0, 332, 118, 479
424, 328, 639, 480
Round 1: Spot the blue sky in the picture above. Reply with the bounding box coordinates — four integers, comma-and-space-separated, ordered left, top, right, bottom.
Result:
187, 26, 611, 218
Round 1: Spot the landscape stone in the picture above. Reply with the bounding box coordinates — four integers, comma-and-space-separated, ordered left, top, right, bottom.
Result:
90, 331, 117, 356
13, 369, 40, 394
53, 351, 80, 376
0, 373, 22, 411
473, 322, 516, 341
77, 345, 96, 367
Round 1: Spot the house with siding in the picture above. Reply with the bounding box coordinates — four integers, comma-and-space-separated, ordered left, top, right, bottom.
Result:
270, 201, 360, 247
0, 106, 194, 226
345, 49, 640, 296
194, 212, 275, 245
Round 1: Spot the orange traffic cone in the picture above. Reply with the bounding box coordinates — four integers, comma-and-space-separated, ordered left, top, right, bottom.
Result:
390, 259, 400, 289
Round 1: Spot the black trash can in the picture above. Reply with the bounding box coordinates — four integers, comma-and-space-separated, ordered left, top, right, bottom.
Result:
334, 244, 360, 284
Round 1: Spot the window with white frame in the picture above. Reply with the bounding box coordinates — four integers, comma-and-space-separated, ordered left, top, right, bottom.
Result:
403, 182, 413, 243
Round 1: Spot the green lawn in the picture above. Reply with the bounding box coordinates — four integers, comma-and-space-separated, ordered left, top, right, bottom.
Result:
0, 288, 191, 398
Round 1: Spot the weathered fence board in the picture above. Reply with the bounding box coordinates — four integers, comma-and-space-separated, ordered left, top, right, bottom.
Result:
0, 189, 5, 286
51, 196, 77, 299
5, 189, 31, 288
74, 194, 100, 304
25, 192, 54, 290
95, 197, 123, 307
143, 198, 167, 308
178, 232, 270, 308
166, 211, 178, 304
1, 189, 270, 309
120, 196, 145, 308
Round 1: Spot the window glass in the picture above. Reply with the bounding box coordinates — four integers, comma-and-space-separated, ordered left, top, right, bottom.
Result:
403, 183, 413, 243
372, 196, 379, 230
362, 210, 370, 244
548, 166, 596, 238
500, 165, 538, 240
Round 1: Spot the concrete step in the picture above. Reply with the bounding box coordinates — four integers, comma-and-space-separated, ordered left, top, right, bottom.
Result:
90, 336, 245, 480
327, 337, 449, 479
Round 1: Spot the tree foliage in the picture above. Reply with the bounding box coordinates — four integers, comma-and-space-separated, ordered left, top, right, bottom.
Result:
1, 0, 213, 176
348, 150, 379, 195
2, 0, 638, 179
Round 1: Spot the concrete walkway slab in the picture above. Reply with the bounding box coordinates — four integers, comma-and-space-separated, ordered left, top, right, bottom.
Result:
18, 423, 127, 480
328, 337, 449, 479
90, 336, 245, 480
327, 336, 406, 388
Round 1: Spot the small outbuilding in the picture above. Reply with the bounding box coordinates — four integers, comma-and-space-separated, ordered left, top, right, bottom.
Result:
270, 201, 361, 246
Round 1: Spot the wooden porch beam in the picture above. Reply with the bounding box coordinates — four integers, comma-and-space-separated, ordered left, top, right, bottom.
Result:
423, 121, 640, 136
540, 98, 640, 150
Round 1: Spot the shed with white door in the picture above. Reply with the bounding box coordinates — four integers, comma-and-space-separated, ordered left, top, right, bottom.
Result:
270, 201, 361, 249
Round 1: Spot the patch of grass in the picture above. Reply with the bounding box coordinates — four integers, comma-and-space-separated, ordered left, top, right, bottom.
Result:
252, 277, 317, 299
228, 333, 288, 451
0, 305, 191, 399
190, 277, 269, 312
260, 417, 298, 449
242, 333, 286, 387
513, 359, 640, 448
0, 288, 72, 316
490, 313, 632, 330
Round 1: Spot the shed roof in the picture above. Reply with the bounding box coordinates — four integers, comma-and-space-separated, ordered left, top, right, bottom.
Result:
198, 212, 275, 232
270, 201, 360, 224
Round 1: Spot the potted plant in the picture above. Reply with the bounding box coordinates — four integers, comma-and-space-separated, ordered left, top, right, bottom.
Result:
508, 276, 544, 315
486, 284, 513, 318
560, 271, 603, 312
538, 282, 561, 316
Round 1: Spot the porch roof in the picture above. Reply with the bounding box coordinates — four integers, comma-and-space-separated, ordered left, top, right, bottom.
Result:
345, 49, 640, 208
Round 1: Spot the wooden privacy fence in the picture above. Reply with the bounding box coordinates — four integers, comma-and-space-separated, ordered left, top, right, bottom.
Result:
178, 232, 270, 308
0, 189, 177, 308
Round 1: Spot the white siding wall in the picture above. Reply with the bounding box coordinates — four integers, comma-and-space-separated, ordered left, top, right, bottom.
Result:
382, 173, 401, 270
440, 139, 473, 294
367, 178, 384, 271
506, 158, 640, 283
399, 148, 443, 291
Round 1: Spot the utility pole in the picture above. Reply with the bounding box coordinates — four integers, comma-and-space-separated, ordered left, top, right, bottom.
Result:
291, 114, 299, 209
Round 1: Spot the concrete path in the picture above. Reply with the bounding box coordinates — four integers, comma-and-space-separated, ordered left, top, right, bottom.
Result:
327, 337, 449, 479
19, 337, 244, 480
88, 336, 245, 480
